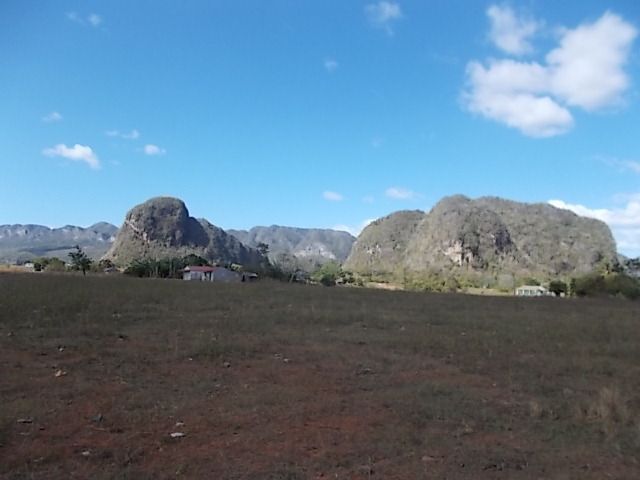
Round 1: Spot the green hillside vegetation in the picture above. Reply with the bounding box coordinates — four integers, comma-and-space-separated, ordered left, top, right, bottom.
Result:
344, 196, 619, 290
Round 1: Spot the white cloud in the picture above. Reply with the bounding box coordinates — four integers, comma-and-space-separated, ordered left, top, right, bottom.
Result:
464, 60, 574, 137
601, 156, 640, 174
618, 161, 640, 174
66, 12, 81, 23
362, 195, 375, 204
324, 58, 338, 73
333, 219, 375, 237
549, 197, 640, 256
365, 1, 402, 34
88, 14, 102, 27
67, 11, 103, 27
106, 129, 140, 140
42, 111, 63, 123
464, 11, 637, 137
323, 191, 344, 202
42, 144, 100, 169
385, 187, 419, 200
143, 144, 166, 156
546, 12, 637, 111
487, 4, 541, 56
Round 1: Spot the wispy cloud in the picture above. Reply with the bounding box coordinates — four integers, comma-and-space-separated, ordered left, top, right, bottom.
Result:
487, 4, 541, 56
88, 14, 102, 27
385, 186, 419, 200
106, 129, 140, 140
464, 11, 638, 137
333, 219, 375, 237
67, 12, 103, 27
362, 195, 375, 204
365, 1, 402, 35
324, 58, 339, 73
42, 144, 100, 169
601, 156, 640, 174
549, 197, 640, 256
143, 144, 166, 156
42, 111, 63, 123
323, 191, 344, 202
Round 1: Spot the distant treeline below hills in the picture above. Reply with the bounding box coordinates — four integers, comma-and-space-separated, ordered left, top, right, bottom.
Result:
2, 195, 639, 283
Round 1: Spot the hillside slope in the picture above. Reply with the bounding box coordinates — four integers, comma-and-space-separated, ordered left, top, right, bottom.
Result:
103, 197, 263, 268
344, 195, 617, 282
229, 226, 355, 270
0, 223, 118, 263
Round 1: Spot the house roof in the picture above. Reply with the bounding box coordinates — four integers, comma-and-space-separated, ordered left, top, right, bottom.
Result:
184, 266, 216, 273
517, 285, 547, 291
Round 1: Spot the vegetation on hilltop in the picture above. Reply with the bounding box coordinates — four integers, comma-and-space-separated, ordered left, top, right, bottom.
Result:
344, 195, 618, 283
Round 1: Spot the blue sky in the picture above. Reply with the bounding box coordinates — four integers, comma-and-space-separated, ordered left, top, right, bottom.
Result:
1, 1, 639, 255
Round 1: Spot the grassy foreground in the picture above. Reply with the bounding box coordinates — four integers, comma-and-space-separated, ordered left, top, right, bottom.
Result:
1, 273, 639, 479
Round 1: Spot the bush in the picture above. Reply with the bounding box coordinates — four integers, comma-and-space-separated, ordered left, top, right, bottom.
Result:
572, 273, 639, 300
548, 280, 568, 297
604, 274, 640, 300
311, 262, 342, 287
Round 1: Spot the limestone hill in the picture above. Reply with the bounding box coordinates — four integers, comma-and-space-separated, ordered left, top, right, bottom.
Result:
103, 197, 263, 268
344, 195, 618, 283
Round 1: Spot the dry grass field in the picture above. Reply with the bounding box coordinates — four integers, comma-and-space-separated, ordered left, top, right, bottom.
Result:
1, 273, 639, 479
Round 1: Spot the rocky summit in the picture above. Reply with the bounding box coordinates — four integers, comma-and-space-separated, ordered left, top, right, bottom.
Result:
103, 197, 263, 267
344, 195, 618, 281
228, 226, 355, 271
0, 222, 118, 263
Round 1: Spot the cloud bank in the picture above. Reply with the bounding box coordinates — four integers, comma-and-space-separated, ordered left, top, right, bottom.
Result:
464, 9, 637, 137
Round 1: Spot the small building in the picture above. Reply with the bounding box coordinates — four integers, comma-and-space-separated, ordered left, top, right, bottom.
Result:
516, 285, 551, 297
183, 265, 241, 283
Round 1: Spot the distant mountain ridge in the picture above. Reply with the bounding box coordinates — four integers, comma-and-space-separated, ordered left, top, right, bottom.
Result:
103, 197, 264, 268
0, 223, 118, 263
228, 226, 355, 271
344, 195, 618, 282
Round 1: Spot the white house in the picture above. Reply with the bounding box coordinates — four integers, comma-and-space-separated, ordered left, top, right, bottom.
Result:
182, 266, 241, 283
515, 285, 552, 297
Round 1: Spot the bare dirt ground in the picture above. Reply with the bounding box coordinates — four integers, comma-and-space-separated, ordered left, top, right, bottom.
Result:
1, 273, 639, 479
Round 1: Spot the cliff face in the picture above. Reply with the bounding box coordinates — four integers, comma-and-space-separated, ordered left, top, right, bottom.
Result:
229, 226, 355, 271
342, 210, 426, 277
103, 197, 263, 267
344, 196, 618, 280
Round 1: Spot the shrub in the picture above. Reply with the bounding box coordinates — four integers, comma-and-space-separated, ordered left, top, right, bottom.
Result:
548, 280, 568, 297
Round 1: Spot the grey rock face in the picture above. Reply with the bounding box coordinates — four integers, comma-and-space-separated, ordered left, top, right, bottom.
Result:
343, 210, 425, 277
344, 196, 618, 280
0, 222, 118, 263
103, 197, 263, 267
228, 226, 355, 271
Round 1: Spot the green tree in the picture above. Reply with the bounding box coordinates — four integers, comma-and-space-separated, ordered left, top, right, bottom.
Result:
68, 245, 92, 276
182, 254, 210, 267
45, 257, 66, 272
312, 262, 341, 287
548, 280, 568, 297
